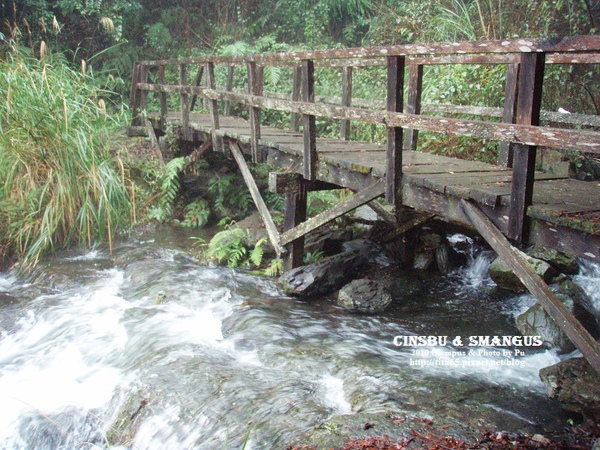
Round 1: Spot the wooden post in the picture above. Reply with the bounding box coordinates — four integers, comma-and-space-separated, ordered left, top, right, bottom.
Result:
302, 60, 317, 180
386, 55, 405, 211
129, 62, 141, 125
291, 66, 302, 131
224, 65, 235, 116
403, 64, 423, 152
229, 143, 282, 257
498, 63, 520, 167
340, 66, 353, 140
190, 65, 205, 111
508, 53, 545, 242
179, 63, 191, 140
206, 62, 223, 152
247, 61, 262, 163
158, 64, 168, 129
283, 181, 307, 271
461, 199, 600, 375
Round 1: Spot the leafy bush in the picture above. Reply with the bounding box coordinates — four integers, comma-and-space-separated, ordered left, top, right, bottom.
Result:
206, 228, 266, 268
148, 156, 185, 223
0, 54, 133, 269
181, 199, 210, 228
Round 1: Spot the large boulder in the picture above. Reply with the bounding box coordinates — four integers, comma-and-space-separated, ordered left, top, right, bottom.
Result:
527, 245, 579, 275
488, 251, 557, 292
336, 279, 392, 313
539, 357, 600, 422
280, 249, 368, 297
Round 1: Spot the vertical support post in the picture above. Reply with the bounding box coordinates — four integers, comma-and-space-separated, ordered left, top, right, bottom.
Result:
129, 62, 141, 126
283, 181, 308, 271
224, 65, 235, 116
386, 55, 405, 211
302, 60, 317, 180
340, 66, 353, 140
247, 61, 263, 163
291, 65, 302, 132
158, 64, 168, 129
508, 52, 545, 242
499, 63, 520, 167
403, 64, 423, 152
179, 63, 190, 140
190, 65, 205, 111
206, 62, 223, 152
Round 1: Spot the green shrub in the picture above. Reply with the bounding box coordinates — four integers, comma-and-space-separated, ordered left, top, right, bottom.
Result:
0, 53, 133, 269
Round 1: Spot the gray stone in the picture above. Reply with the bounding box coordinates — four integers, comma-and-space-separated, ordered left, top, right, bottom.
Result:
413, 251, 435, 271
516, 303, 574, 352
527, 245, 579, 275
540, 357, 600, 422
488, 251, 557, 292
337, 279, 392, 313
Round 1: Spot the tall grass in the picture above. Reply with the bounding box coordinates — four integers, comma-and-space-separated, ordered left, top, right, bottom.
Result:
0, 53, 134, 270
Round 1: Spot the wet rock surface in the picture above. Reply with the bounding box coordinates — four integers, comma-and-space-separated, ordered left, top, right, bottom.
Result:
527, 245, 579, 275
488, 252, 557, 292
336, 279, 393, 313
540, 357, 600, 422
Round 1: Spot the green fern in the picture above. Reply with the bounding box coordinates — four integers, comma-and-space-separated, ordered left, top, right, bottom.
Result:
249, 238, 267, 267
181, 199, 210, 228
264, 258, 283, 277
152, 157, 185, 222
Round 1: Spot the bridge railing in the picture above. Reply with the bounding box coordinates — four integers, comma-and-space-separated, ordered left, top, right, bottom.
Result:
130, 36, 600, 243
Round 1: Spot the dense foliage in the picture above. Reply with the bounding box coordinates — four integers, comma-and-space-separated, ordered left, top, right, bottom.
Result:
0, 53, 134, 269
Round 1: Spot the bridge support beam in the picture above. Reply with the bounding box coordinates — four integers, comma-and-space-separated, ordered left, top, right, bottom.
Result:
386, 55, 405, 213
461, 199, 600, 375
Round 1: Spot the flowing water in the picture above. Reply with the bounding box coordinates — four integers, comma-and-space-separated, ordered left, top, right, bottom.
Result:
0, 227, 594, 449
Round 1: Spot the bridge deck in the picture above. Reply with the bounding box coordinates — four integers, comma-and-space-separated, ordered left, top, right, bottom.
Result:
158, 112, 600, 245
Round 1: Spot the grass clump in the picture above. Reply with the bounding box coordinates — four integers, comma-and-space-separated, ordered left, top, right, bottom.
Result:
0, 54, 134, 270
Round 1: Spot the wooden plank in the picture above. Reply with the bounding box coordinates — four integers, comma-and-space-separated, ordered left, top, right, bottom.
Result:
403, 64, 423, 152
144, 119, 165, 165
508, 52, 545, 242
158, 65, 168, 129
179, 63, 191, 140
138, 36, 600, 65
280, 179, 385, 246
386, 55, 405, 210
190, 65, 205, 111
382, 211, 434, 242
302, 60, 317, 180
268, 172, 340, 194
229, 142, 282, 256
340, 66, 353, 140
460, 199, 600, 375
291, 66, 302, 131
248, 61, 262, 162
498, 63, 519, 167
206, 62, 222, 152
224, 65, 235, 116
367, 200, 397, 226
283, 181, 307, 271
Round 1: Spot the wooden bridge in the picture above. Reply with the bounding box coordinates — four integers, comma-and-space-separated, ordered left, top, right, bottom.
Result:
129, 36, 600, 372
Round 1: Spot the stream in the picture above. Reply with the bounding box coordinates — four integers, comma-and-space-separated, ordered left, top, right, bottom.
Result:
0, 226, 596, 449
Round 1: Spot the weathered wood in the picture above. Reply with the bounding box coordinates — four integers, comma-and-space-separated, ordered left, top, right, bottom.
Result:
229, 142, 282, 256
162, 87, 599, 153
190, 65, 205, 111
367, 200, 397, 226
341, 66, 353, 140
224, 65, 235, 116
247, 61, 262, 162
508, 52, 545, 242
403, 64, 423, 152
291, 66, 302, 131
280, 179, 385, 246
499, 63, 519, 167
179, 63, 191, 140
138, 36, 600, 66
382, 211, 434, 242
461, 199, 600, 375
386, 55, 405, 210
185, 140, 212, 171
144, 119, 165, 165
158, 65, 168, 128
268, 172, 340, 194
302, 60, 317, 180
206, 62, 222, 152
283, 181, 307, 271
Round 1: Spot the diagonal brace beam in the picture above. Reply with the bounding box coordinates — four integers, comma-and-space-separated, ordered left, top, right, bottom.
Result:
229, 142, 283, 257
460, 199, 600, 375
279, 179, 385, 247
